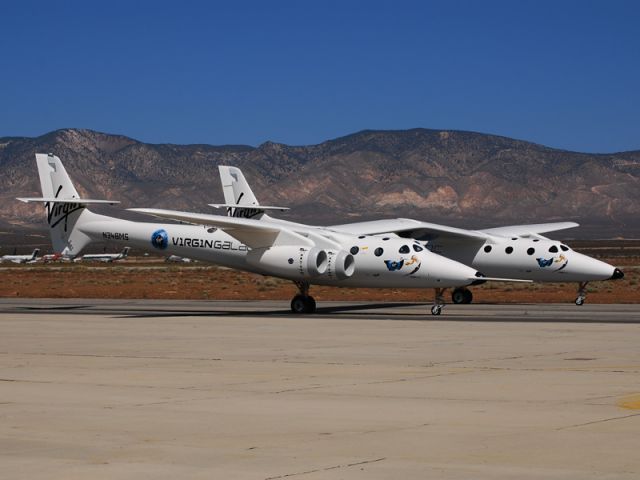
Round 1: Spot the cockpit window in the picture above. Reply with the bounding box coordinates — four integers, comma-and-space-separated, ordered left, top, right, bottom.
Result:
549, 245, 558, 253
560, 245, 569, 252
412, 244, 424, 252
399, 245, 410, 254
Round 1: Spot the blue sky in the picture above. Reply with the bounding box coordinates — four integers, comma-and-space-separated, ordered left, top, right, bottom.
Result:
1, 1, 639, 152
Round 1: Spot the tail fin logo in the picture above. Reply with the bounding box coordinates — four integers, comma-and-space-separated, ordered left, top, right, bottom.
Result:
46, 185, 85, 232
151, 229, 169, 250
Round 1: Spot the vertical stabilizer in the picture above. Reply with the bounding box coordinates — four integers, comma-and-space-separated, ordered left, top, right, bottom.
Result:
33, 154, 96, 256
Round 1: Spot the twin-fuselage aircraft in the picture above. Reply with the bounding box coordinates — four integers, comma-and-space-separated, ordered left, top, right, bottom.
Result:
18, 154, 624, 314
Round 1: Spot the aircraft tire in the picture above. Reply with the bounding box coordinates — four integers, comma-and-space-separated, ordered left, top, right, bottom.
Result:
451, 288, 473, 304
291, 295, 316, 314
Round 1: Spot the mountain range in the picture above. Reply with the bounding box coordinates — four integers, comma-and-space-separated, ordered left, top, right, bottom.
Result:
1, 128, 639, 242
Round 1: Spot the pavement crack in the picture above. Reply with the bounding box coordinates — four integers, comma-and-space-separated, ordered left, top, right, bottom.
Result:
557, 412, 640, 430
265, 457, 386, 479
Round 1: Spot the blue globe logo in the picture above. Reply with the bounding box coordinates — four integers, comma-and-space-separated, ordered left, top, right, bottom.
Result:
151, 229, 169, 250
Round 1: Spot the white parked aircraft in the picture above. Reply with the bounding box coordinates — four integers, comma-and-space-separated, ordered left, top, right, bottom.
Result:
17, 154, 525, 315
0, 248, 40, 264
216, 166, 624, 306
80, 247, 130, 263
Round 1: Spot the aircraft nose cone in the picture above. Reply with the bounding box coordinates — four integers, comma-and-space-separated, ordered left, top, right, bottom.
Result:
610, 268, 624, 280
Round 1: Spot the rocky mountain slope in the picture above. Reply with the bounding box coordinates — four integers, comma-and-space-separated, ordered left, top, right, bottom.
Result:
1, 128, 639, 238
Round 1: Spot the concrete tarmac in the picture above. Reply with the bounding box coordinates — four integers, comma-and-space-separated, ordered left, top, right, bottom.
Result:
1, 299, 640, 479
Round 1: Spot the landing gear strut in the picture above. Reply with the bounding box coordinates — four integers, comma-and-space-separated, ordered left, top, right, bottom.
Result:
451, 287, 473, 304
431, 287, 447, 315
575, 281, 588, 306
290, 281, 316, 314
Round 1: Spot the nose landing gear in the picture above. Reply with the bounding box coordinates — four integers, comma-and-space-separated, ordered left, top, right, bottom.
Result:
290, 281, 316, 314
575, 281, 588, 306
431, 287, 447, 315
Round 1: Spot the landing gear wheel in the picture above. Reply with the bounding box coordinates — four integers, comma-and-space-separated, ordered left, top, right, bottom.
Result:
431, 305, 442, 316
575, 281, 588, 306
290, 294, 316, 314
451, 288, 473, 304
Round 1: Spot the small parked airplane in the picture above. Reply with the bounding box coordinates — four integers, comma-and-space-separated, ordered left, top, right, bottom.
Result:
80, 247, 130, 263
17, 154, 527, 315
0, 248, 40, 264
216, 166, 624, 306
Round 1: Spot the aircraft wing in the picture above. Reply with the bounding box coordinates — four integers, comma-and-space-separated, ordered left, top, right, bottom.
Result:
480, 222, 580, 237
330, 218, 490, 242
129, 208, 314, 249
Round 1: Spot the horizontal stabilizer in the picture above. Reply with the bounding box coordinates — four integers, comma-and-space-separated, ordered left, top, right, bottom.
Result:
17, 197, 120, 205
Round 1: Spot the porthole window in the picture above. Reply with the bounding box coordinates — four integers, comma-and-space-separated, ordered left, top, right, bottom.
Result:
412, 244, 424, 252
350, 246, 359, 255
505, 246, 514, 254
527, 247, 535, 255
399, 245, 410, 254
560, 245, 569, 252
484, 245, 492, 253
374, 247, 384, 257
549, 245, 558, 253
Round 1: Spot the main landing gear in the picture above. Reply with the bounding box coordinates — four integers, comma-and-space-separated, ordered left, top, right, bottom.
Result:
451, 287, 473, 304
431, 287, 446, 315
290, 281, 316, 314
575, 281, 588, 306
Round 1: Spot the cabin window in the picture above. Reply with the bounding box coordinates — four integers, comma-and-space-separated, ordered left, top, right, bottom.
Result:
374, 247, 384, 257
505, 246, 514, 254
358, 235, 366, 239
399, 245, 410, 254
533, 239, 540, 242
527, 247, 535, 255
549, 245, 558, 253
382, 237, 390, 241
484, 245, 492, 253
350, 246, 359, 255
412, 244, 424, 252
560, 245, 569, 252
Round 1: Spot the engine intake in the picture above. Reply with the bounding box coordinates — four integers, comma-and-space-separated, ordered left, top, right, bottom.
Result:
327, 250, 355, 280
246, 246, 328, 279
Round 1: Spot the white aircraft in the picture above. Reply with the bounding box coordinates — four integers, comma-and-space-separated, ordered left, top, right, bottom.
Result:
216, 166, 624, 306
80, 247, 130, 263
17, 153, 526, 315
166, 255, 193, 263
0, 248, 40, 264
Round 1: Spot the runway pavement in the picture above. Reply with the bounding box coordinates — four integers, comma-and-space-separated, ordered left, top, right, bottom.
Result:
1, 299, 640, 479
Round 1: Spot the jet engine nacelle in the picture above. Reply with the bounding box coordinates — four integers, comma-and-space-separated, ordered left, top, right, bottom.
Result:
326, 250, 356, 280
246, 246, 328, 279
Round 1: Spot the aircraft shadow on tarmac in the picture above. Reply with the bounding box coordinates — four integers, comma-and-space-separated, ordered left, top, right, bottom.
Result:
107, 302, 640, 324
9, 301, 639, 324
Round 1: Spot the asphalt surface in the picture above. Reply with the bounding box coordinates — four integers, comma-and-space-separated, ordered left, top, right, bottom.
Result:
1, 299, 640, 479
